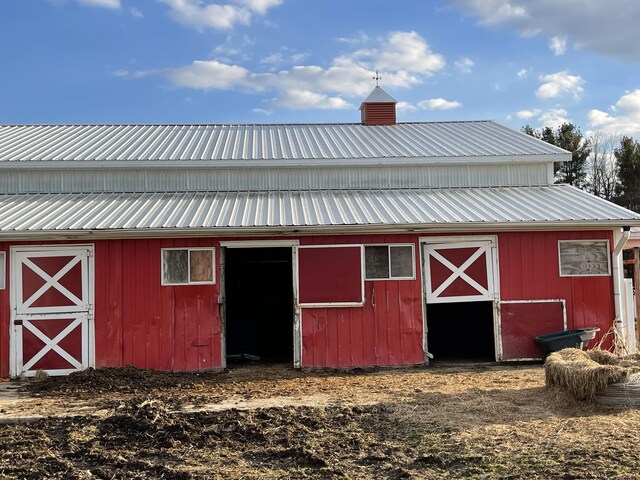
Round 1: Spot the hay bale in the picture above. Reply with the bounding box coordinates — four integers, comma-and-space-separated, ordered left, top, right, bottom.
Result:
544, 348, 640, 402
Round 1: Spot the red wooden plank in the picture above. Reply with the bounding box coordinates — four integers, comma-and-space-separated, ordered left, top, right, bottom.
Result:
337, 309, 350, 367
146, 239, 162, 369
386, 281, 400, 365
93, 242, 106, 367
500, 301, 565, 360
132, 240, 148, 368
121, 239, 136, 366
373, 282, 389, 365
158, 239, 176, 370
349, 302, 364, 367
362, 285, 377, 366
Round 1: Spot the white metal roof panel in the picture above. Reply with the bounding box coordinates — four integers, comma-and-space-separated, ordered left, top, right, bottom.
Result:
360, 86, 397, 105
0, 122, 568, 164
0, 185, 635, 234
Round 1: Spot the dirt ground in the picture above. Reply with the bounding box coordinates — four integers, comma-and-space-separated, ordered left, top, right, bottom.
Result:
1, 363, 640, 479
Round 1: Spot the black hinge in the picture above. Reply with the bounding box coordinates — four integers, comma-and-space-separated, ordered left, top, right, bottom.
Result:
14, 320, 23, 326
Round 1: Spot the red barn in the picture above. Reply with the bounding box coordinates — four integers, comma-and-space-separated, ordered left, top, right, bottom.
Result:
0, 86, 639, 376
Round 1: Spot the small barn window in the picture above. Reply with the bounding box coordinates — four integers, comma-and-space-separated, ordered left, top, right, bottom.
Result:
162, 248, 215, 285
365, 245, 414, 280
558, 240, 610, 277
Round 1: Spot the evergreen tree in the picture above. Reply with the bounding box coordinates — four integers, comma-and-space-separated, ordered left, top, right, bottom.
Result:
614, 136, 640, 212
522, 123, 590, 187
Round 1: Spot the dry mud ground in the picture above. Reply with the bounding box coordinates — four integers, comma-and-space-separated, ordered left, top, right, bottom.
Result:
1, 363, 640, 479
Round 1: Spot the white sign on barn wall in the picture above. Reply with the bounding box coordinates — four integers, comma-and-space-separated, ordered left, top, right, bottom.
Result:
558, 240, 610, 277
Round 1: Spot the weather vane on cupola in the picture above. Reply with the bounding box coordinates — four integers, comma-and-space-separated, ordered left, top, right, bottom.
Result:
373, 69, 381, 87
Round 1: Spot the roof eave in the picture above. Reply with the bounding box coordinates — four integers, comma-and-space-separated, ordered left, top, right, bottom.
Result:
0, 220, 636, 241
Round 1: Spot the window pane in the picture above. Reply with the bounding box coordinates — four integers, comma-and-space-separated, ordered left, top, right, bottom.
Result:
365, 246, 389, 279
559, 241, 609, 276
390, 246, 413, 278
163, 250, 188, 284
190, 250, 214, 282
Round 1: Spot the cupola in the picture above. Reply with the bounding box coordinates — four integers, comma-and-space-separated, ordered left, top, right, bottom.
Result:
359, 86, 397, 126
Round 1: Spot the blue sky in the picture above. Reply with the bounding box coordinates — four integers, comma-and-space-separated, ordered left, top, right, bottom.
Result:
1, 0, 639, 137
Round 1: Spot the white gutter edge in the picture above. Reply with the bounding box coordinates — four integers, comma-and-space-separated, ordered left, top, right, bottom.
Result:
612, 227, 632, 353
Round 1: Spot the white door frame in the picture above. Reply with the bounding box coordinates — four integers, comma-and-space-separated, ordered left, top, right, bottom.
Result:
9, 244, 95, 377
420, 235, 502, 361
219, 240, 301, 368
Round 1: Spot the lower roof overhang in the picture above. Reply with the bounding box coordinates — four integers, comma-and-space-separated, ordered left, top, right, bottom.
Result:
0, 185, 638, 240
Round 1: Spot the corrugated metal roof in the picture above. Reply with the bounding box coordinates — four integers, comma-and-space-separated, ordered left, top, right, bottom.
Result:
0, 185, 635, 234
361, 86, 397, 104
0, 122, 567, 163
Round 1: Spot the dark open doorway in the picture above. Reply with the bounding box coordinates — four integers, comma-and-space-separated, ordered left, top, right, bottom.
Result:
224, 247, 294, 363
426, 301, 495, 361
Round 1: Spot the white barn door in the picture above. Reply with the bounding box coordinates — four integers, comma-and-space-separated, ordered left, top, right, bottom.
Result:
424, 241, 495, 304
11, 246, 94, 377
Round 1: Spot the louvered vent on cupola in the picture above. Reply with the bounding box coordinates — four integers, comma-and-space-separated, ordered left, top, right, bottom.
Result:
359, 86, 397, 126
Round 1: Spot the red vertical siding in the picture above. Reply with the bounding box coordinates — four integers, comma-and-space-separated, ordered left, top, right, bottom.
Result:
89, 238, 221, 371
0, 229, 620, 375
498, 231, 615, 347
300, 234, 424, 368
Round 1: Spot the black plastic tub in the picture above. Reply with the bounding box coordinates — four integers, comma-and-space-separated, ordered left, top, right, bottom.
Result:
535, 327, 600, 356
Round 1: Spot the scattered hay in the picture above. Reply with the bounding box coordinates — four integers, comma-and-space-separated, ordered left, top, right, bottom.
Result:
545, 348, 640, 402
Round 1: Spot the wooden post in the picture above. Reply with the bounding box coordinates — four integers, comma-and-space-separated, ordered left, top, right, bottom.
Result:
635, 247, 640, 344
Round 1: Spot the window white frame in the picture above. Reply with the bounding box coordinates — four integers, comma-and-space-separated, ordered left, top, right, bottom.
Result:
0, 251, 5, 290
558, 240, 611, 277
364, 244, 416, 281
161, 248, 216, 286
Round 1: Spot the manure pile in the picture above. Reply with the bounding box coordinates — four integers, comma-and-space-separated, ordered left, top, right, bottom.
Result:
545, 348, 640, 405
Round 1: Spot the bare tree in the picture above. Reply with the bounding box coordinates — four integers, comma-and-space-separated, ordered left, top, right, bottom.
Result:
587, 130, 619, 200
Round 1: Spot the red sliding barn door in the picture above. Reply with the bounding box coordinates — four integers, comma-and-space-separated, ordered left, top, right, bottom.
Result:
424, 241, 495, 304
11, 247, 94, 377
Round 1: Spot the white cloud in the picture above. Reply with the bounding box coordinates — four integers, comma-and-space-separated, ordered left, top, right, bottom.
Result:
130, 7, 143, 17
252, 108, 273, 115
447, 0, 640, 61
396, 101, 418, 112
455, 57, 474, 73
160, 0, 250, 30
337, 31, 371, 46
125, 30, 446, 110
517, 68, 530, 79
549, 36, 567, 55
165, 60, 252, 90
515, 107, 569, 128
536, 71, 584, 99
75, 0, 120, 8
159, 0, 281, 31
418, 98, 462, 110
260, 48, 309, 66
212, 34, 254, 59
234, 0, 281, 15
516, 109, 540, 119
270, 90, 353, 110
588, 89, 640, 137
348, 31, 445, 75
538, 108, 569, 128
